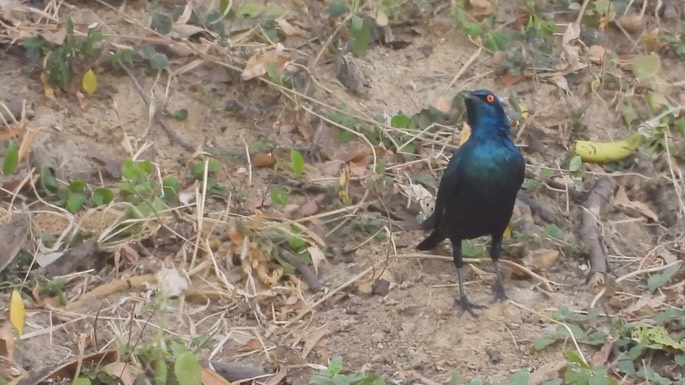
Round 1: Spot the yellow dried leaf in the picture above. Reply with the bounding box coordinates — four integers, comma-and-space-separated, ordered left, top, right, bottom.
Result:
9, 290, 25, 336
82, 68, 98, 96
339, 166, 351, 205
40, 73, 55, 101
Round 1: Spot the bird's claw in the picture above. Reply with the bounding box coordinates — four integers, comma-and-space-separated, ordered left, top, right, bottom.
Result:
454, 295, 485, 318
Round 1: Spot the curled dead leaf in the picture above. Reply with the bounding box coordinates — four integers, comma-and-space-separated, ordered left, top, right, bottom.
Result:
614, 186, 659, 222
587, 45, 607, 64
241, 46, 291, 81
253, 152, 277, 168
617, 14, 643, 34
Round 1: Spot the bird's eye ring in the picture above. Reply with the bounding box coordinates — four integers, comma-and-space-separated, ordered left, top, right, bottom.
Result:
486, 94, 495, 103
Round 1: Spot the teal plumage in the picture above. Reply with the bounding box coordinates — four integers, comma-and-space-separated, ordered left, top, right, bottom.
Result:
418, 89, 525, 317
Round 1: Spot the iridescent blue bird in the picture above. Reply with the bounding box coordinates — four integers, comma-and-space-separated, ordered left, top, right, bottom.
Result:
417, 89, 525, 317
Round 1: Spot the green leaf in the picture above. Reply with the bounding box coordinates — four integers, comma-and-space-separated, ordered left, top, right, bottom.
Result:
326, 0, 349, 17
240, 3, 262, 17
3, 141, 18, 175
149, 52, 169, 69
291, 150, 305, 175
150, 13, 172, 34
72, 378, 92, 385
92, 188, 114, 206
174, 351, 202, 385
270, 187, 289, 206
647, 261, 682, 293
328, 356, 343, 376
154, 357, 168, 385
350, 15, 364, 31
569, 154, 583, 172
173, 109, 188, 120
507, 369, 529, 385
390, 113, 413, 128
66, 193, 87, 213
69, 178, 87, 193
40, 166, 59, 194
564, 350, 589, 368
631, 53, 661, 82
485, 31, 514, 51
350, 18, 371, 57
163, 176, 182, 199
534, 334, 559, 350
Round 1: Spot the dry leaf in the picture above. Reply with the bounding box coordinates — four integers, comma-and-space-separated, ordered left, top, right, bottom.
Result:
253, 152, 277, 168
277, 18, 308, 37
156, 268, 189, 298
301, 323, 334, 359
235, 339, 262, 353
587, 45, 607, 64
468, 0, 494, 18
0, 323, 15, 378
375, 9, 389, 26
499, 72, 526, 86
241, 46, 290, 81
102, 362, 139, 385
614, 186, 659, 221
306, 246, 326, 274
316, 160, 343, 176
300, 200, 318, 216
524, 249, 560, 272
201, 367, 233, 385
9, 291, 25, 336
529, 360, 567, 385
589, 340, 615, 367
617, 14, 643, 34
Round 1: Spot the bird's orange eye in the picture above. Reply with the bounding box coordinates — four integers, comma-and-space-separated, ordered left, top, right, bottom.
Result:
486, 94, 495, 103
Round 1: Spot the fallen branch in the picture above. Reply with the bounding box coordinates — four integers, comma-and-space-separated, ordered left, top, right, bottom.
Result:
517, 190, 559, 224
279, 248, 323, 292
579, 176, 617, 283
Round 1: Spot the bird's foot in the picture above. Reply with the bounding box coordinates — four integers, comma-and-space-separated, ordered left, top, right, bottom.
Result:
454, 295, 485, 318
493, 282, 508, 301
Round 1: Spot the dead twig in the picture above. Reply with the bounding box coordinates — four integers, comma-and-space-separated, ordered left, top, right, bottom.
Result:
579, 177, 617, 282
279, 248, 323, 292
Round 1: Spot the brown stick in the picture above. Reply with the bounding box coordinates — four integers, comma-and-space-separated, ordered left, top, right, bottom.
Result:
517, 190, 559, 224
579, 177, 616, 281
279, 249, 323, 292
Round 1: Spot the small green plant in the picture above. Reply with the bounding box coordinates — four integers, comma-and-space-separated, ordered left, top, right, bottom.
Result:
23, 18, 105, 89
661, 21, 685, 57
118, 158, 180, 218
311, 357, 389, 385
39, 167, 114, 214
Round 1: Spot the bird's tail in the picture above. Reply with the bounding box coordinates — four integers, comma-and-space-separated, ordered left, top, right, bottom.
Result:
417, 230, 445, 251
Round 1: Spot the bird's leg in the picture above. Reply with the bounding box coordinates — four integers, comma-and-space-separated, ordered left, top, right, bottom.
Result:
490, 234, 508, 301
451, 238, 484, 317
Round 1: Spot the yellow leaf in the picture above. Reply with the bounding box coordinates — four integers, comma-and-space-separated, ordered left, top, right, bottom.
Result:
458, 122, 471, 146
40, 73, 56, 101
502, 220, 513, 238
9, 290, 25, 336
82, 68, 98, 96
339, 166, 351, 205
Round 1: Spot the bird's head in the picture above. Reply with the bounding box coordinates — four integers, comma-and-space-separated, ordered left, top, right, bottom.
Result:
463, 89, 509, 134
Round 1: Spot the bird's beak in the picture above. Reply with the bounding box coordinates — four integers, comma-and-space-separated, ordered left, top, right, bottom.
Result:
463, 92, 479, 102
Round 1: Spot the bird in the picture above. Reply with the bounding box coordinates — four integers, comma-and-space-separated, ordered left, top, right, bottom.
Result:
417, 89, 525, 317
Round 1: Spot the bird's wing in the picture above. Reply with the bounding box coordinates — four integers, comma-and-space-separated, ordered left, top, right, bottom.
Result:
430, 149, 463, 228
